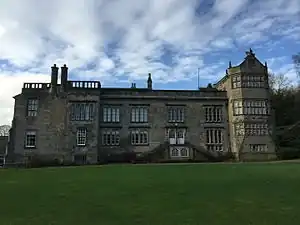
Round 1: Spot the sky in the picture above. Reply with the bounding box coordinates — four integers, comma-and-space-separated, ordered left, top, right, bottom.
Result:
0, 0, 299, 125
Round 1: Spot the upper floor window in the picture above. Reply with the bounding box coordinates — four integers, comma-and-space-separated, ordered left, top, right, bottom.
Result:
25, 130, 36, 148
233, 100, 243, 115
168, 107, 184, 123
233, 100, 269, 115
102, 130, 120, 146
167, 128, 186, 144
235, 123, 269, 136
232, 76, 241, 88
103, 107, 120, 123
27, 99, 38, 117
234, 123, 245, 136
205, 106, 223, 123
70, 102, 95, 121
242, 75, 265, 88
76, 128, 87, 146
131, 130, 148, 145
205, 128, 223, 152
131, 106, 148, 123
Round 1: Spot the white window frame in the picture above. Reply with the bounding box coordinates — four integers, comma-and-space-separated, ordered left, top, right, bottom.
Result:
71, 103, 94, 121
103, 107, 120, 122
170, 147, 179, 157
245, 123, 268, 136
233, 100, 243, 115
76, 128, 87, 146
168, 107, 185, 123
205, 106, 222, 122
102, 130, 120, 146
131, 107, 148, 123
205, 128, 223, 152
131, 130, 149, 145
250, 144, 267, 152
170, 147, 189, 158
168, 128, 186, 144
27, 99, 38, 117
234, 100, 268, 116
235, 123, 245, 136
25, 131, 37, 148
232, 76, 241, 88
242, 75, 265, 88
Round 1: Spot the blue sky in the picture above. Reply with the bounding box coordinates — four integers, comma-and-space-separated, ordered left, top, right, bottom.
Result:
0, 0, 299, 125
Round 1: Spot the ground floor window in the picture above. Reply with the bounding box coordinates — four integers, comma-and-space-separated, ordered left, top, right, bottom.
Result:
0, 156, 4, 166
131, 130, 148, 145
25, 131, 36, 148
205, 128, 223, 152
102, 130, 120, 146
76, 128, 87, 146
250, 144, 267, 152
170, 146, 189, 157
74, 155, 87, 164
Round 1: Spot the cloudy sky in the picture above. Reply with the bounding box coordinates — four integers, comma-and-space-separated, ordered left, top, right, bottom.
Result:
0, 0, 299, 125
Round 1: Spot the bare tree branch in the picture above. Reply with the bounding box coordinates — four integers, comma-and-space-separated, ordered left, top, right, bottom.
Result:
292, 53, 300, 78
268, 72, 291, 94
0, 125, 11, 136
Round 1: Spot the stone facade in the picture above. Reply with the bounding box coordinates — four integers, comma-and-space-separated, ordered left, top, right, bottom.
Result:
9, 50, 277, 164
0, 136, 8, 166
214, 49, 276, 161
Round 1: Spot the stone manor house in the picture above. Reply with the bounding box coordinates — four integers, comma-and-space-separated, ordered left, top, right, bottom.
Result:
8, 49, 276, 164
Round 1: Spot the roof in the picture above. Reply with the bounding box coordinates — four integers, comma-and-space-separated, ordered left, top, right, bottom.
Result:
214, 49, 267, 86
0, 136, 8, 155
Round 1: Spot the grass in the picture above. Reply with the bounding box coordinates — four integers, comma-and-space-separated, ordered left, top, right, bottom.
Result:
1, 162, 300, 225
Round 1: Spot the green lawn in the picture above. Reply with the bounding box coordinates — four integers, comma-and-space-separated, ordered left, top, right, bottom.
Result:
0, 163, 300, 225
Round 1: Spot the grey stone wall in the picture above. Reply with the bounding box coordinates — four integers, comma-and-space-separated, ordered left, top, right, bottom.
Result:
215, 51, 277, 161
11, 87, 231, 163
11, 51, 278, 164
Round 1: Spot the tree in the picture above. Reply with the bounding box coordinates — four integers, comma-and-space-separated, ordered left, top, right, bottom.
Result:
292, 53, 300, 78
268, 72, 291, 94
0, 125, 10, 136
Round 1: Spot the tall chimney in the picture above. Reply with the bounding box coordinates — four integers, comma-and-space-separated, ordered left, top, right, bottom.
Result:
147, 73, 152, 89
61, 64, 68, 91
51, 64, 58, 87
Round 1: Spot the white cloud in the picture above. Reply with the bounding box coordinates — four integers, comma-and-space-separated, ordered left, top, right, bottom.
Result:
0, 0, 300, 125
0, 71, 49, 125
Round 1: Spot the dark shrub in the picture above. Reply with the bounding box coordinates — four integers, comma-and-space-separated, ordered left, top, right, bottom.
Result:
26, 156, 63, 168
276, 147, 300, 160
99, 152, 137, 164
214, 152, 236, 162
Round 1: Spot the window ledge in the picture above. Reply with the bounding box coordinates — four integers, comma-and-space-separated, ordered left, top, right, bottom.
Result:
101, 145, 120, 147
24, 146, 37, 149
131, 143, 149, 146
102, 122, 121, 124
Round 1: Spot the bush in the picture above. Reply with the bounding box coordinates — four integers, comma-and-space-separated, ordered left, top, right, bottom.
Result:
214, 152, 236, 162
26, 157, 63, 168
99, 152, 137, 164
276, 147, 300, 160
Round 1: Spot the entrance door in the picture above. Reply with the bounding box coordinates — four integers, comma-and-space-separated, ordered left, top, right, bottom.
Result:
74, 155, 87, 165
168, 128, 186, 144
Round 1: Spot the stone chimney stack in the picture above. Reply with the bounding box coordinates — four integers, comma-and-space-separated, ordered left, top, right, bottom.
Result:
50, 64, 58, 92
61, 64, 68, 91
147, 73, 152, 89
